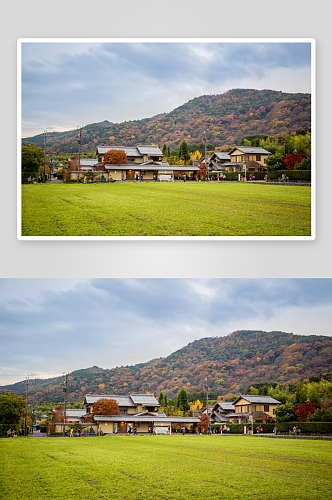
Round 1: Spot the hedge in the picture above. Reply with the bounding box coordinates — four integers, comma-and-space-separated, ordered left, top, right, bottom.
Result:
276, 421, 332, 435
219, 171, 266, 181
267, 170, 311, 182
214, 423, 275, 434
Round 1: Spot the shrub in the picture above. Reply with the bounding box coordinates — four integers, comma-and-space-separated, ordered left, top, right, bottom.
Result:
228, 424, 243, 434
267, 170, 311, 182
56, 174, 63, 180
307, 408, 332, 422
276, 421, 332, 435
223, 171, 266, 181
39, 424, 48, 432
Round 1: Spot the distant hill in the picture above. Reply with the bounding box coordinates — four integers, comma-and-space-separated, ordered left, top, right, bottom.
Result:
22, 89, 311, 153
1, 330, 330, 403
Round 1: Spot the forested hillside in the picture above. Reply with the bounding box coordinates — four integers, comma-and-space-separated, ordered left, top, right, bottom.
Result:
22, 89, 311, 154
1, 331, 330, 403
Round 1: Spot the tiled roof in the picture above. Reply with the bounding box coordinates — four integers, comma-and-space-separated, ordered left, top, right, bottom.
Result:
94, 415, 200, 423
137, 145, 163, 156
235, 395, 281, 404
97, 146, 141, 156
230, 147, 271, 155
130, 394, 159, 406
84, 393, 159, 407
214, 153, 231, 160
97, 145, 163, 157
85, 394, 135, 406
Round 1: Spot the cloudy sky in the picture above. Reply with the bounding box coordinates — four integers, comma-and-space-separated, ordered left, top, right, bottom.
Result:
20, 39, 312, 138
0, 278, 330, 386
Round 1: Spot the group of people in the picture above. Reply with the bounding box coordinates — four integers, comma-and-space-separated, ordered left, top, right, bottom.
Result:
206, 173, 227, 181
127, 425, 138, 435
256, 425, 263, 434
6, 428, 26, 437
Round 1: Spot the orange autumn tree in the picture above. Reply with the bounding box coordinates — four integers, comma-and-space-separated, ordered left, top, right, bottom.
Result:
92, 398, 120, 416
103, 149, 128, 166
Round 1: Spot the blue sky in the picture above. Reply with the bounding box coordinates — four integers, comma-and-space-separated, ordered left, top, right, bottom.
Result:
20, 40, 312, 138
0, 278, 330, 386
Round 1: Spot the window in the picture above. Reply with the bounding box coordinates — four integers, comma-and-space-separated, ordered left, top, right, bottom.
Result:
264, 405, 269, 412
273, 409, 275, 414
256, 155, 261, 161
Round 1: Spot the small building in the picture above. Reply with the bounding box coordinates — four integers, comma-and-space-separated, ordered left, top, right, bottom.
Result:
220, 146, 271, 173
210, 401, 235, 425
228, 395, 281, 424
208, 152, 231, 171
96, 145, 164, 165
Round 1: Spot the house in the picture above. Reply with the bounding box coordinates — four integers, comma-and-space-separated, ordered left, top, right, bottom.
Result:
227, 395, 281, 424
77, 159, 98, 171
96, 145, 199, 181
64, 409, 87, 423
221, 147, 271, 172
209, 401, 235, 425
84, 393, 200, 434
208, 152, 231, 171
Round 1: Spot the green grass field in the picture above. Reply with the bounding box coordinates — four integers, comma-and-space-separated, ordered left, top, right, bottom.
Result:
0, 436, 330, 499
21, 183, 311, 237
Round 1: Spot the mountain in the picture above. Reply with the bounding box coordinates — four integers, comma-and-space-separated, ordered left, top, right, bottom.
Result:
1, 331, 330, 403
22, 89, 311, 153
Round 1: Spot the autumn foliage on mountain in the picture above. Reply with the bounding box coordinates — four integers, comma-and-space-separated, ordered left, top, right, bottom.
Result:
22, 89, 311, 153
2, 331, 331, 403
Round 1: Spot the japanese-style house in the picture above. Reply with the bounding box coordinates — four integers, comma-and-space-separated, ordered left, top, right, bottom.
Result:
221, 146, 271, 172
227, 395, 281, 424
83, 393, 200, 434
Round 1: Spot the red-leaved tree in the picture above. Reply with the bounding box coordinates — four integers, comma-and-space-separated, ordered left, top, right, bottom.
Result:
68, 155, 79, 171
52, 405, 67, 423
198, 414, 210, 433
283, 153, 304, 170
103, 150, 128, 166
295, 402, 318, 421
92, 398, 120, 416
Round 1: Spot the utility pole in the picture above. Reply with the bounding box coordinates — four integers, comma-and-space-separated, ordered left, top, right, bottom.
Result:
204, 375, 210, 417
203, 131, 207, 180
43, 128, 53, 182
25, 377, 29, 436
25, 375, 36, 435
77, 127, 82, 183
62, 373, 68, 436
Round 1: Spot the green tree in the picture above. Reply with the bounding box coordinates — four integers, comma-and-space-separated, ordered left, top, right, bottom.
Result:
266, 152, 286, 171
0, 392, 26, 435
178, 141, 191, 163
162, 143, 167, 155
158, 392, 164, 406
307, 408, 332, 422
283, 134, 294, 155
294, 382, 307, 405
21, 144, 44, 183
177, 388, 190, 413
250, 386, 259, 395
275, 402, 296, 422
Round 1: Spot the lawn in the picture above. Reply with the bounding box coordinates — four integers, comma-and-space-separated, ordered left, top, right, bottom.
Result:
0, 435, 330, 499
21, 182, 311, 237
